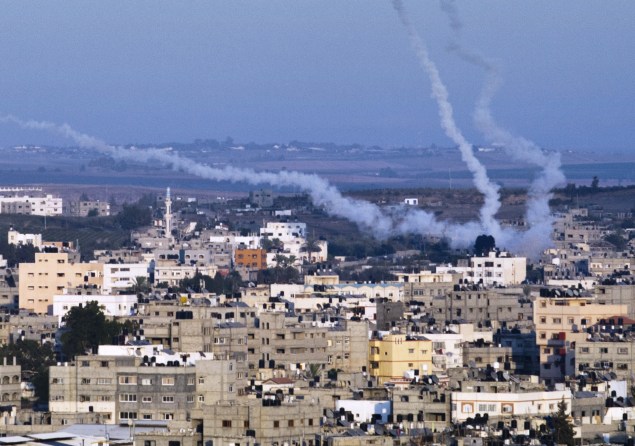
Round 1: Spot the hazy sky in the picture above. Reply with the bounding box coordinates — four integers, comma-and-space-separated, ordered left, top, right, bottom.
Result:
1, 1, 633, 151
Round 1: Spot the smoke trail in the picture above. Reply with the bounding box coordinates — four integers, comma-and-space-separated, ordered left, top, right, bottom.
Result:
391, 0, 503, 241
439, 0, 565, 252
0, 115, 398, 239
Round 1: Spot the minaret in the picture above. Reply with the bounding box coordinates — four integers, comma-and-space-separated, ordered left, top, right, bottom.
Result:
165, 187, 172, 238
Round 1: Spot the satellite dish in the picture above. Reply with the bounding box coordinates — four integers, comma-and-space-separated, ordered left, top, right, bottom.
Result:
493, 362, 500, 370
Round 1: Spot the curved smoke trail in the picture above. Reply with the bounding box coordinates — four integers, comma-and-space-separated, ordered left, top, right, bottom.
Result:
0, 115, 415, 240
439, 0, 565, 253
391, 0, 503, 242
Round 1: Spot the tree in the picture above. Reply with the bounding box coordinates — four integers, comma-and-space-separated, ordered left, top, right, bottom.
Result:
474, 234, 496, 256
115, 204, 152, 230
0, 340, 56, 403
591, 176, 599, 189
61, 301, 126, 359
302, 238, 321, 264
552, 399, 575, 446
604, 233, 628, 251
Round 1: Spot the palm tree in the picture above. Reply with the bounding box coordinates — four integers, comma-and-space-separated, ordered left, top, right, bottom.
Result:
274, 254, 288, 268
301, 239, 321, 264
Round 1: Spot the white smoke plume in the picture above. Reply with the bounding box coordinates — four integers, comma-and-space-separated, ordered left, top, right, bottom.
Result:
391, 0, 503, 242
0, 115, 398, 239
439, 0, 566, 252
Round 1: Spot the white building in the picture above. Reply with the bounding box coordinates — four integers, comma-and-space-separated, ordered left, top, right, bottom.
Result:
0, 193, 62, 216
260, 222, 307, 241
335, 400, 391, 423
52, 294, 138, 324
154, 263, 218, 287
102, 262, 150, 294
437, 252, 526, 286
422, 333, 464, 373
8, 228, 42, 247
451, 389, 572, 422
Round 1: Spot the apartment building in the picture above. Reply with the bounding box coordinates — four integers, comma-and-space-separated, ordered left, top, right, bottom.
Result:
234, 248, 267, 270
451, 389, 572, 422
369, 334, 433, 385
7, 228, 42, 247
0, 357, 22, 407
437, 252, 527, 286
414, 287, 532, 327
18, 251, 103, 314
0, 193, 62, 217
49, 349, 240, 426
102, 263, 149, 294
534, 296, 627, 384
392, 385, 450, 431
0, 313, 58, 346
188, 396, 322, 446
65, 200, 110, 217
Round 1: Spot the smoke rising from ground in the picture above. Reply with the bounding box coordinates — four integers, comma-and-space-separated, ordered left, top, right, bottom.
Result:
439, 0, 565, 252
391, 0, 503, 241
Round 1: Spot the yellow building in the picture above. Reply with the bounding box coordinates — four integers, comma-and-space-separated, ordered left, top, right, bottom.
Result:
19, 252, 103, 314
534, 296, 627, 384
369, 334, 432, 385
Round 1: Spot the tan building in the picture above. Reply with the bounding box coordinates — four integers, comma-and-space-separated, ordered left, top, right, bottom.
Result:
369, 333, 433, 385
18, 251, 103, 314
534, 296, 627, 384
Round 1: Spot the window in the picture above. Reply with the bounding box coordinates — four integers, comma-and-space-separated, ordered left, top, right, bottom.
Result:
162, 396, 175, 403
120, 394, 137, 402
142, 396, 152, 403
81, 378, 91, 385
119, 376, 137, 385
141, 378, 154, 386
198, 395, 205, 402
288, 420, 294, 427
222, 420, 232, 428
162, 377, 175, 386
618, 347, 629, 355
273, 420, 280, 428
579, 347, 590, 354
187, 395, 194, 403
120, 412, 137, 420
187, 377, 195, 385
96, 378, 111, 385
198, 377, 205, 384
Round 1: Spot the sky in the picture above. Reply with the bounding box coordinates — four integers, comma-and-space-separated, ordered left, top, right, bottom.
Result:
0, 1, 633, 152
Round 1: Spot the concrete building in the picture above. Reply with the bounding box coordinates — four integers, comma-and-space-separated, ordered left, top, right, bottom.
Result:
66, 200, 110, 217
369, 334, 433, 385
18, 251, 103, 314
534, 296, 627, 384
437, 252, 527, 286
0, 191, 62, 217
102, 262, 149, 294
451, 389, 572, 422
0, 357, 22, 407
52, 294, 137, 324
7, 228, 42, 247
235, 248, 267, 270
